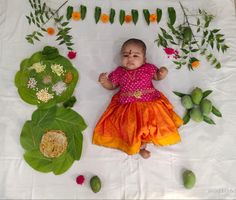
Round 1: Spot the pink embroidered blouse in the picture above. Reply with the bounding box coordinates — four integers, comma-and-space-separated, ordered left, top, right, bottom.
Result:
108, 63, 161, 104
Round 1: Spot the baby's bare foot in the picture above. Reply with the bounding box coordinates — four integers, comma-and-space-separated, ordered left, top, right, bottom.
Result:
139, 149, 151, 159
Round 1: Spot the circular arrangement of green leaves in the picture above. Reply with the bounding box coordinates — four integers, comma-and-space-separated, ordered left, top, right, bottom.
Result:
15, 46, 78, 109
20, 105, 87, 175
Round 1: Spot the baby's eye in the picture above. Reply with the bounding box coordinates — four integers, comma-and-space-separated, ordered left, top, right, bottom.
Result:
123, 55, 129, 57
133, 55, 139, 57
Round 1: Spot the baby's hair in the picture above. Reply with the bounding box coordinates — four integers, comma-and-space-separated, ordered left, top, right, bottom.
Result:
121, 38, 147, 56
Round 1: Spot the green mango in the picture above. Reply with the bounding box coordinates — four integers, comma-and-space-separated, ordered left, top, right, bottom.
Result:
183, 27, 192, 43
191, 87, 203, 105
181, 95, 193, 109
183, 170, 196, 189
90, 176, 101, 193
190, 107, 203, 122
200, 99, 212, 115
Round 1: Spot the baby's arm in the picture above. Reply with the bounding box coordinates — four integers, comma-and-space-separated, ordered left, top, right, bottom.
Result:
153, 66, 168, 80
98, 73, 117, 90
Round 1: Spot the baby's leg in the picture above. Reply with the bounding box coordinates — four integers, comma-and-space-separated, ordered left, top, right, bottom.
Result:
139, 144, 151, 159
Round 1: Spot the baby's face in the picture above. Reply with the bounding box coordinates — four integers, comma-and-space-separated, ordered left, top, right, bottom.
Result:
121, 44, 146, 70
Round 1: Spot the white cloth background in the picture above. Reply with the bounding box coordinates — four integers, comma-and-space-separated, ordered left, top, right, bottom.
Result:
1, 0, 236, 199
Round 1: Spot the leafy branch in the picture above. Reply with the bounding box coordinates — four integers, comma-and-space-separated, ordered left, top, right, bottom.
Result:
155, 2, 229, 70
25, 0, 74, 50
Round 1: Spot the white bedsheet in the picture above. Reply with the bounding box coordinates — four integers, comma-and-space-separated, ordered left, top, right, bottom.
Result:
1, 0, 236, 199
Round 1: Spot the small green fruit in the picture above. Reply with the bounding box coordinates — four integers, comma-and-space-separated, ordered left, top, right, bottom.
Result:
183, 170, 196, 189
90, 175, 101, 193
200, 99, 212, 115
183, 27, 193, 43
191, 87, 203, 105
190, 107, 203, 122
181, 95, 193, 109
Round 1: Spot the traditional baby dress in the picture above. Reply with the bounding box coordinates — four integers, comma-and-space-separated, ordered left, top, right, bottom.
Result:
93, 63, 183, 155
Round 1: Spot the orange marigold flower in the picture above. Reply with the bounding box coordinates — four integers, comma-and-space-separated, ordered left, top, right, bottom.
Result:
72, 11, 81, 21
191, 60, 200, 68
47, 27, 55, 35
125, 15, 132, 23
149, 14, 157, 22
101, 14, 109, 23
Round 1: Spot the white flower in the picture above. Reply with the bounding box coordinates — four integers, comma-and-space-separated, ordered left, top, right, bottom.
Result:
36, 88, 54, 103
27, 78, 37, 89
29, 62, 46, 73
42, 75, 52, 84
52, 81, 67, 95
51, 64, 65, 76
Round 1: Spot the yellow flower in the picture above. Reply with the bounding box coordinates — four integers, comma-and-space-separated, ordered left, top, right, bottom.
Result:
149, 14, 157, 22
191, 60, 200, 68
47, 27, 55, 35
72, 11, 81, 21
101, 14, 109, 23
125, 15, 132, 23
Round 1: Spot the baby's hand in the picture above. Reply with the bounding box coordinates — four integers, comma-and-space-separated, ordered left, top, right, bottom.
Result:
157, 67, 168, 80
98, 72, 115, 90
98, 72, 108, 83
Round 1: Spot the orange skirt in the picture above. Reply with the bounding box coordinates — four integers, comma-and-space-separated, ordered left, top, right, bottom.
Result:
92, 91, 183, 155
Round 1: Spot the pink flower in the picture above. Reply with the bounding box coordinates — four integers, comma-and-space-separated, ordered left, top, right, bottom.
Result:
76, 175, 85, 185
68, 51, 77, 59
164, 47, 175, 55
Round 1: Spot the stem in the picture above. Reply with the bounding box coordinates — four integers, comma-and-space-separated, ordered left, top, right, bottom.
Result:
42, 0, 69, 26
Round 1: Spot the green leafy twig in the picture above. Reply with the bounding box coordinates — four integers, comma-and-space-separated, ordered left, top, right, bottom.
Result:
155, 2, 229, 70
26, 0, 74, 50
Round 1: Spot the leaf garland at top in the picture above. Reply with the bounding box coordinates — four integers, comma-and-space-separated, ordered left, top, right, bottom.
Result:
155, 2, 229, 70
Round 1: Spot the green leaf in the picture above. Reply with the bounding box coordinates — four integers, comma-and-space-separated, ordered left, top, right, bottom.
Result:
24, 150, 53, 173
52, 152, 74, 175
168, 7, 176, 25
181, 48, 189, 54
26, 16, 31, 24
156, 8, 162, 22
161, 28, 173, 40
109, 8, 115, 24
32, 106, 57, 127
20, 121, 44, 151
67, 128, 83, 160
119, 10, 125, 25
131, 9, 138, 25
203, 116, 215, 125
143, 9, 150, 25
215, 62, 221, 69
173, 91, 186, 97
95, 6, 101, 24
158, 34, 167, 47
50, 107, 87, 132
183, 110, 190, 124
80, 5, 87, 20
61, 22, 69, 27
202, 90, 213, 98
212, 105, 222, 117
207, 54, 213, 61
197, 18, 200, 25
63, 96, 76, 108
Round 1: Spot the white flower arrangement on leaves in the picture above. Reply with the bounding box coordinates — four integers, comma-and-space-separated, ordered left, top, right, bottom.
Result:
27, 63, 67, 103
15, 46, 79, 108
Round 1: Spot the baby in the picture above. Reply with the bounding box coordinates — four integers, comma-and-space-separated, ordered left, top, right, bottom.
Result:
93, 38, 183, 159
